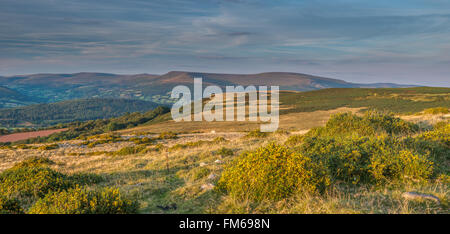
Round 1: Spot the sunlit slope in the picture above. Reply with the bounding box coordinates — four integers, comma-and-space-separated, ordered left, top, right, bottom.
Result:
121, 87, 449, 134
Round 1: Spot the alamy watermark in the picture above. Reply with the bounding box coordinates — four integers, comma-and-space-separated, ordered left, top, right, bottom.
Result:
170, 78, 279, 132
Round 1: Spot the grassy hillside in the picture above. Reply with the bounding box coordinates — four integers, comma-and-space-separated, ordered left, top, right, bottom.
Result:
0, 86, 36, 108
280, 87, 450, 114
0, 98, 162, 128
117, 87, 450, 134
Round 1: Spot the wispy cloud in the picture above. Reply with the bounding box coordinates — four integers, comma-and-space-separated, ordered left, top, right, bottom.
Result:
0, 0, 449, 86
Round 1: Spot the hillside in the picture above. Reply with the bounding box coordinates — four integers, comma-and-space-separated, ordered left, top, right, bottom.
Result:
0, 71, 414, 106
279, 87, 450, 114
0, 86, 36, 108
119, 87, 450, 134
0, 98, 161, 127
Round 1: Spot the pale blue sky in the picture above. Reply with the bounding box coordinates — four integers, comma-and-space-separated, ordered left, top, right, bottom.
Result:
0, 0, 449, 86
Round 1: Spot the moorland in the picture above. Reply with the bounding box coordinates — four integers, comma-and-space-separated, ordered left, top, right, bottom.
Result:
0, 87, 448, 214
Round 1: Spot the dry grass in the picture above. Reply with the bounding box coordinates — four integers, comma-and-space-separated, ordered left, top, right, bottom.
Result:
1, 107, 448, 214
119, 107, 362, 134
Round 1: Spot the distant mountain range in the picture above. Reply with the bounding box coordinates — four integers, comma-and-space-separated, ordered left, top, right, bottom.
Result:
0, 71, 415, 108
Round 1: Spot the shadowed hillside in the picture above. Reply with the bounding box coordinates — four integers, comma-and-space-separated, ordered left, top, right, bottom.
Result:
0, 86, 36, 108
0, 98, 161, 127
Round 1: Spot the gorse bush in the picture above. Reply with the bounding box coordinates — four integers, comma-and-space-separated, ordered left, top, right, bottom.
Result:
130, 137, 154, 145
114, 145, 147, 156
29, 186, 139, 214
417, 121, 449, 147
299, 113, 435, 185
0, 165, 73, 201
86, 135, 122, 148
0, 157, 108, 213
300, 135, 434, 185
219, 112, 444, 203
0, 196, 23, 214
244, 129, 270, 138
218, 143, 329, 201
406, 121, 450, 174
190, 167, 211, 181
11, 156, 55, 169
316, 111, 418, 137
212, 136, 227, 143
37, 144, 59, 151
158, 131, 178, 139
423, 107, 449, 115
215, 147, 234, 157
284, 134, 303, 146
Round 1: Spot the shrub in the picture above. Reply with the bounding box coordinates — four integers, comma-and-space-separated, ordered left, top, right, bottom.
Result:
11, 157, 55, 169
29, 186, 139, 214
0, 158, 102, 205
15, 144, 33, 149
158, 131, 178, 139
0, 166, 73, 201
215, 147, 234, 157
244, 129, 269, 138
0, 196, 23, 214
404, 123, 449, 175
38, 144, 59, 151
218, 143, 329, 201
369, 149, 433, 184
315, 111, 418, 137
417, 122, 449, 147
423, 107, 449, 115
131, 137, 154, 145
284, 134, 304, 146
300, 135, 434, 185
114, 145, 147, 156
191, 167, 211, 181
212, 136, 227, 143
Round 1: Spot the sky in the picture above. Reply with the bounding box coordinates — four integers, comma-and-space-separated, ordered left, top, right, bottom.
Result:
0, 0, 449, 86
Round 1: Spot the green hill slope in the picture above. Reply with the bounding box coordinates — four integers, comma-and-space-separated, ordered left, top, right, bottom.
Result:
0, 98, 162, 127
0, 86, 36, 108
280, 87, 450, 114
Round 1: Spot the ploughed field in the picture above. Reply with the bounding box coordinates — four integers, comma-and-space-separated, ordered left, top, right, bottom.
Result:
0, 128, 67, 143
